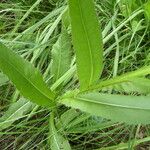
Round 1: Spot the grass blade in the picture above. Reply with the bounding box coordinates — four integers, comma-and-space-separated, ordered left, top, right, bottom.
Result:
0, 98, 35, 131
69, 0, 103, 90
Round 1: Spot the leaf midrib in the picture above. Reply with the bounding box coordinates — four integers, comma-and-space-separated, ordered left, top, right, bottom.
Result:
77, 0, 94, 87
73, 96, 150, 110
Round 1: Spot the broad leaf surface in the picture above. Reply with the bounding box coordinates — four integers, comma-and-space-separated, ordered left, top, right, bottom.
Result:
69, 0, 103, 90
0, 43, 55, 107
61, 92, 150, 124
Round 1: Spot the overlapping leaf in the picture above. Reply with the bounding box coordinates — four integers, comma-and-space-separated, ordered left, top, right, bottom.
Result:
102, 78, 150, 94
0, 43, 55, 107
90, 66, 150, 91
51, 27, 71, 83
61, 92, 150, 124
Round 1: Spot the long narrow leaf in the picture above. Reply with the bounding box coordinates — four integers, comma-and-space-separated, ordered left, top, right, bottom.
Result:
104, 77, 150, 94
0, 43, 55, 107
90, 66, 150, 91
69, 0, 103, 90
51, 27, 71, 83
49, 112, 71, 150
61, 92, 150, 124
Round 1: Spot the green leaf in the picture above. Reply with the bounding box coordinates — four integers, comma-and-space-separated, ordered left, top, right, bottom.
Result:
56, 109, 81, 130
0, 98, 35, 131
106, 78, 150, 94
61, 92, 150, 124
62, 9, 70, 29
49, 112, 71, 150
69, 0, 103, 90
144, 1, 150, 23
0, 73, 9, 86
0, 43, 55, 107
51, 28, 71, 83
90, 66, 150, 91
